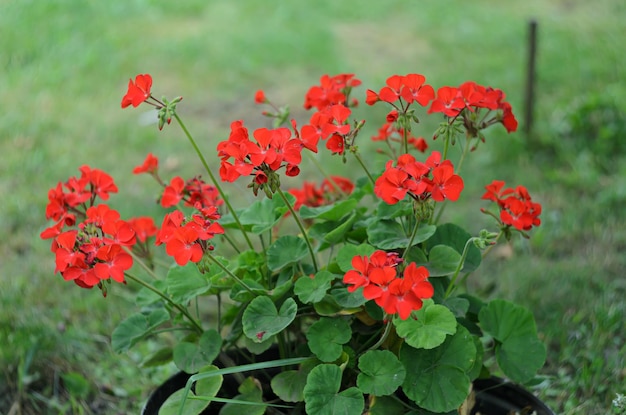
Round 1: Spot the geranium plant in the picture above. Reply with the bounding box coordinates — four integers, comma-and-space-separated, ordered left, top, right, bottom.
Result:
41, 72, 546, 414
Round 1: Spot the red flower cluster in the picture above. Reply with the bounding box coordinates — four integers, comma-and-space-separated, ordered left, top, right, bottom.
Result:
371, 121, 428, 153
303, 74, 361, 111
300, 74, 365, 155
374, 151, 464, 205
132, 153, 158, 175
482, 180, 542, 231
160, 176, 223, 209
155, 207, 224, 266
40, 167, 150, 290
366, 74, 435, 108
288, 176, 355, 210
428, 81, 518, 133
217, 121, 308, 186
343, 251, 434, 320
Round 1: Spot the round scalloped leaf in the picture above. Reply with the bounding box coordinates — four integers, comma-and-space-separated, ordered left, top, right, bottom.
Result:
303, 364, 364, 415
294, 271, 335, 304
427, 245, 462, 276
356, 350, 406, 396
271, 359, 316, 403
400, 326, 476, 413
111, 308, 170, 353
368, 220, 436, 250
306, 317, 351, 362
165, 262, 211, 304
158, 365, 222, 415
242, 296, 297, 343
479, 300, 546, 382
266, 235, 309, 271
496, 333, 546, 383
336, 243, 377, 272
172, 329, 221, 373
427, 223, 481, 273
393, 300, 457, 349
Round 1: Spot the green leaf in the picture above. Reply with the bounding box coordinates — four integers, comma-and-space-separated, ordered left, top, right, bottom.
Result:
159, 365, 222, 415
426, 223, 481, 273
329, 286, 368, 309
367, 396, 406, 415
271, 359, 316, 402
303, 364, 364, 415
309, 211, 360, 244
111, 308, 170, 353
393, 300, 457, 349
166, 262, 211, 304
219, 376, 266, 415
479, 299, 537, 341
401, 326, 477, 413
479, 300, 546, 383
235, 194, 294, 234
242, 296, 297, 343
300, 199, 357, 221
427, 245, 462, 276
294, 271, 335, 304
357, 350, 405, 396
375, 199, 413, 219
336, 243, 376, 272
306, 318, 351, 362
173, 329, 222, 373
496, 334, 546, 383
368, 220, 436, 250
140, 347, 173, 368
267, 235, 309, 271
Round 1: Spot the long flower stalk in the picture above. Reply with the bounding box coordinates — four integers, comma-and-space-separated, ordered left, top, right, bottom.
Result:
124, 272, 203, 334
275, 187, 318, 272
173, 113, 254, 251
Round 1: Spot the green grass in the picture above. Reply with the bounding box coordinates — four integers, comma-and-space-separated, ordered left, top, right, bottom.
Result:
1, 0, 625, 413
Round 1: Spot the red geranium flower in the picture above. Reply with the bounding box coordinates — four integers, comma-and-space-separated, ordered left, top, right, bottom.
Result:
121, 74, 152, 108
133, 153, 159, 175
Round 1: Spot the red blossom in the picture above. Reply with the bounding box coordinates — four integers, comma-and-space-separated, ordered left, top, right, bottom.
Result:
128, 217, 158, 242
121, 74, 152, 108
304, 74, 361, 110
254, 90, 267, 104
375, 151, 463, 205
428, 86, 465, 117
482, 180, 541, 231
343, 251, 433, 320
288, 176, 354, 210
133, 153, 159, 175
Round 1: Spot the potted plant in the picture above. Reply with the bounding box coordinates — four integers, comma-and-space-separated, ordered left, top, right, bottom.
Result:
41, 72, 551, 414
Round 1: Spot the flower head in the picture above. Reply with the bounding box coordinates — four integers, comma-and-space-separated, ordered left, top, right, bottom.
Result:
121, 74, 152, 108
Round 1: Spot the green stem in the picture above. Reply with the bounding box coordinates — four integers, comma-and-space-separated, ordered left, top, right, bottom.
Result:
368, 318, 393, 352
433, 131, 473, 225
305, 152, 348, 198
275, 187, 318, 272
205, 253, 257, 294
352, 152, 376, 186
443, 237, 476, 299
173, 113, 254, 251
125, 273, 203, 334
402, 218, 421, 260
124, 247, 160, 279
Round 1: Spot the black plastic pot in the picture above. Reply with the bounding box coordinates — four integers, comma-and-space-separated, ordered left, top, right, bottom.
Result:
143, 372, 555, 415
471, 377, 555, 415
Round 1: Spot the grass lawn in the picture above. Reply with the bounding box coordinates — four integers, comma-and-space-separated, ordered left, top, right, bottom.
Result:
1, 0, 625, 414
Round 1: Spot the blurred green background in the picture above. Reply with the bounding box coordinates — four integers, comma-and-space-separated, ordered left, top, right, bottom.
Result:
1, 0, 625, 414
